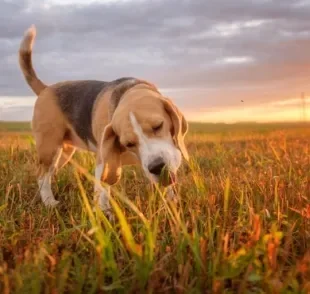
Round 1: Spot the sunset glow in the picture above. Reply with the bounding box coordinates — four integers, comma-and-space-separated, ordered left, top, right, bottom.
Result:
1, 0, 310, 123
1, 95, 309, 123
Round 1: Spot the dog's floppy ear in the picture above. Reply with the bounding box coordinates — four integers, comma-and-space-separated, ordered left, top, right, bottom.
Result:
161, 97, 189, 161
99, 123, 123, 185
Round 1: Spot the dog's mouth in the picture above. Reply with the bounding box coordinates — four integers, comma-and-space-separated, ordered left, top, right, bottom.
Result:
158, 168, 176, 187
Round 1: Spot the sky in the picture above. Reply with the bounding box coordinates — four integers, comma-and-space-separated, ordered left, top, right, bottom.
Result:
1, 0, 310, 122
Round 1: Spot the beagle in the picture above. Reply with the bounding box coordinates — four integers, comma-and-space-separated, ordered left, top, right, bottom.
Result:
19, 26, 189, 220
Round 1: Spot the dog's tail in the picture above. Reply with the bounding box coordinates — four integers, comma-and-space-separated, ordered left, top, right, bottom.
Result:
19, 25, 47, 95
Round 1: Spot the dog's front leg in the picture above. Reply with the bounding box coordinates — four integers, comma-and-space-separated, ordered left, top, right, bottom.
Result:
93, 162, 114, 221
166, 185, 178, 203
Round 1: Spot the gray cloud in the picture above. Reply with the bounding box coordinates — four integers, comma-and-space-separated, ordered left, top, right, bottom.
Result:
1, 0, 310, 112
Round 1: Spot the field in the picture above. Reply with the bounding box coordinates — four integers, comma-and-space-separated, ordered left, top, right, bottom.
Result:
0, 121, 309, 293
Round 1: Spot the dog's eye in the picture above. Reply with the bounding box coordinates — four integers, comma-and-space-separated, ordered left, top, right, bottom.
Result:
126, 142, 136, 148
152, 122, 163, 132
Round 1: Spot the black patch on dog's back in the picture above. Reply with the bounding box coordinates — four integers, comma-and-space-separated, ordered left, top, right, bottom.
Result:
54, 78, 133, 146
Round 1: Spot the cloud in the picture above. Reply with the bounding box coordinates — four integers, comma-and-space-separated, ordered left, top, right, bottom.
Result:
215, 56, 255, 65
1, 0, 310, 114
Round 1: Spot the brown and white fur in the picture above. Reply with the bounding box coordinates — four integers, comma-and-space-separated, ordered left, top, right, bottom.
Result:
19, 25, 189, 220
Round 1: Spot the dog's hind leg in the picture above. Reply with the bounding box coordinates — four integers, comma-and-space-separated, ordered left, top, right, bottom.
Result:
36, 146, 63, 207
31, 90, 71, 207
33, 121, 66, 207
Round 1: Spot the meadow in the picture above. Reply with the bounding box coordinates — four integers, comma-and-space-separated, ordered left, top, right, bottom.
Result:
0, 121, 309, 293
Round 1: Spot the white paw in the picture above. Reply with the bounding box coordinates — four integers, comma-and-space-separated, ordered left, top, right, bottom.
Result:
94, 186, 114, 221
103, 208, 115, 222
43, 199, 60, 207
93, 204, 115, 222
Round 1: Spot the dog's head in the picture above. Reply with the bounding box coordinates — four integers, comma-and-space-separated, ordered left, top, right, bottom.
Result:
100, 84, 188, 186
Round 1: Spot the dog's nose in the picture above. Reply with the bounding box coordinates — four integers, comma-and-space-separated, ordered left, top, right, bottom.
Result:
148, 159, 166, 176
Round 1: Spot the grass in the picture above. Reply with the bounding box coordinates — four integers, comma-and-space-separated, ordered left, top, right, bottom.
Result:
0, 122, 309, 293
0, 121, 31, 133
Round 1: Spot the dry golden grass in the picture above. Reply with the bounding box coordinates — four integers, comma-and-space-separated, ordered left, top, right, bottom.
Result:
0, 122, 309, 293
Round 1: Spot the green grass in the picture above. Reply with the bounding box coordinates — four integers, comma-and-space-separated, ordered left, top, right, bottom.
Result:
0, 123, 309, 293
0, 120, 309, 134
0, 121, 31, 133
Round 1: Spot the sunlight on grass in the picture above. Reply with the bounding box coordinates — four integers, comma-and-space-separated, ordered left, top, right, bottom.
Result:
0, 123, 309, 293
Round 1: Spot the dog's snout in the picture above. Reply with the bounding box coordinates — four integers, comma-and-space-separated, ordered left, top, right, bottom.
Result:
148, 158, 166, 176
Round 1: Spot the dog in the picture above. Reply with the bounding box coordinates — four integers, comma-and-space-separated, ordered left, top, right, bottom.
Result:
19, 25, 189, 220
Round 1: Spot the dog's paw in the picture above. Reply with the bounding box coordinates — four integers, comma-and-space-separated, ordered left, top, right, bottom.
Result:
104, 208, 115, 223
44, 199, 60, 208
93, 205, 115, 222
